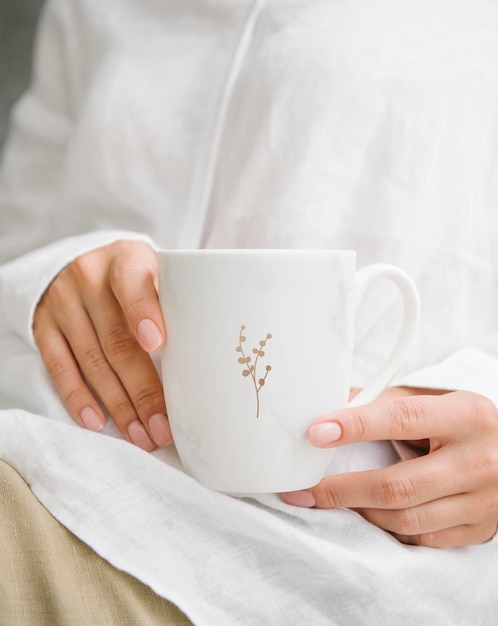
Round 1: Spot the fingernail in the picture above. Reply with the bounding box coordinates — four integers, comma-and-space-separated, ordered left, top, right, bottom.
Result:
282, 490, 316, 508
128, 419, 156, 451
80, 407, 105, 432
148, 413, 173, 447
309, 422, 342, 447
137, 319, 163, 353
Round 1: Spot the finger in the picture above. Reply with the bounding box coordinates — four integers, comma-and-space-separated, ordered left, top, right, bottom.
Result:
55, 303, 157, 451
85, 291, 172, 448
393, 521, 498, 549
283, 452, 468, 511
357, 492, 490, 537
48, 292, 149, 446
34, 320, 106, 432
308, 391, 497, 448
108, 243, 165, 353
46, 292, 155, 451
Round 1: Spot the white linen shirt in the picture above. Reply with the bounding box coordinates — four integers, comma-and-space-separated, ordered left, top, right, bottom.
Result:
1, 0, 498, 623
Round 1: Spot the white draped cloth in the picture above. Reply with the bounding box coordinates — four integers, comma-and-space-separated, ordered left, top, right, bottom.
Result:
1, 0, 498, 623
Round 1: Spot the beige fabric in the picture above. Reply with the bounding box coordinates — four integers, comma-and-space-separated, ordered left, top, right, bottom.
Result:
0, 460, 193, 626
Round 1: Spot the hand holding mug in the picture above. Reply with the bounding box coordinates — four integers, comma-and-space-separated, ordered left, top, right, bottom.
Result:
283, 387, 498, 548
33, 240, 173, 449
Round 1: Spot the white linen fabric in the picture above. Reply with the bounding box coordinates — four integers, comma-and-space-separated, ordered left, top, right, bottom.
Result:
1, 0, 498, 623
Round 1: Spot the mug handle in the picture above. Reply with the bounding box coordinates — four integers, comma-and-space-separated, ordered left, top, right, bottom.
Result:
348, 263, 420, 408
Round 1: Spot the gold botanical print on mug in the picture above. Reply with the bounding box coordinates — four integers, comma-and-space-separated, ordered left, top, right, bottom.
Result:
236, 325, 272, 419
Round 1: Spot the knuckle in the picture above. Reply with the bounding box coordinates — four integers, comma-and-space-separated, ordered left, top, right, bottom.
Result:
471, 393, 496, 418
132, 385, 165, 414
71, 252, 99, 280
104, 325, 136, 360
469, 393, 498, 430
70, 250, 111, 294
475, 446, 498, 475
109, 260, 128, 283
124, 296, 150, 321
62, 385, 89, 410
346, 410, 368, 441
390, 397, 427, 433
314, 482, 344, 509
42, 273, 73, 307
109, 253, 142, 285
79, 346, 110, 376
44, 354, 71, 383
394, 508, 422, 536
109, 399, 136, 424
109, 239, 140, 257
377, 475, 417, 508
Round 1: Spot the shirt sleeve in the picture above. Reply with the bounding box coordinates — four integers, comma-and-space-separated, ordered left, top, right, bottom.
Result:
394, 335, 498, 407
0, 0, 155, 348
0, 0, 75, 264
0, 231, 156, 348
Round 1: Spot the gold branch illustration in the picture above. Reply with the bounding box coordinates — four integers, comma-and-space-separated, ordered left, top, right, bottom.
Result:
236, 325, 272, 419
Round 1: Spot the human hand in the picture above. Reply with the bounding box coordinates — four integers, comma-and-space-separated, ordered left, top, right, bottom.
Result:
33, 240, 173, 450
282, 389, 498, 548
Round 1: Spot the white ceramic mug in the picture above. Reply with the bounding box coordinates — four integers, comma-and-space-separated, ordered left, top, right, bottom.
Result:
158, 250, 419, 494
